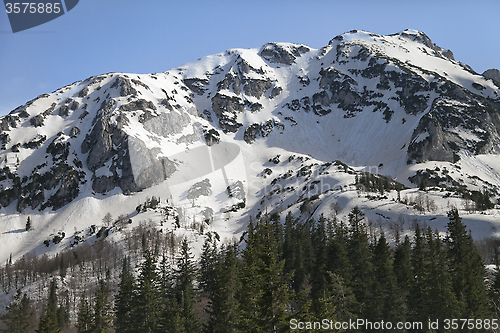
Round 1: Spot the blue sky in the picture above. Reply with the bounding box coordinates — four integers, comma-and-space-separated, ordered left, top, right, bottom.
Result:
1, 0, 499, 116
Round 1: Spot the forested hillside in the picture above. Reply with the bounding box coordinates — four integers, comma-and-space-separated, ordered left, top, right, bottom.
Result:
0, 207, 497, 332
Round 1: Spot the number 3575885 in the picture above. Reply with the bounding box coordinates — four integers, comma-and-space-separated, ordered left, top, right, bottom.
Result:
5, 3, 61, 14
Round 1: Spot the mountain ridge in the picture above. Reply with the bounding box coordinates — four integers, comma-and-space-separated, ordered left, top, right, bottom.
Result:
0, 29, 500, 263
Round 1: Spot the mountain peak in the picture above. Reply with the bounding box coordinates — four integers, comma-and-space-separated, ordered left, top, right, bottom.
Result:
1, 30, 500, 265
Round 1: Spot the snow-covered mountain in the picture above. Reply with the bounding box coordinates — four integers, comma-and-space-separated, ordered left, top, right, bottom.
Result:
1, 29, 500, 263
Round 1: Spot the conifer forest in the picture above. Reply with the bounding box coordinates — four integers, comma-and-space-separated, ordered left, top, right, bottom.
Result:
0, 207, 499, 332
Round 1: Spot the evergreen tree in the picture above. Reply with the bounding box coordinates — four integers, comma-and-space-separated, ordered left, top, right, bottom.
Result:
36, 279, 59, 333
1, 289, 34, 333
446, 208, 491, 318
424, 228, 459, 325
56, 294, 70, 329
92, 280, 112, 332
310, 215, 329, 316
238, 217, 291, 332
347, 206, 372, 318
393, 235, 412, 317
158, 253, 185, 333
408, 225, 426, 324
115, 257, 136, 333
135, 250, 161, 332
205, 243, 241, 333
25, 216, 32, 231
326, 273, 357, 322
282, 212, 296, 284
326, 217, 352, 284
490, 248, 500, 317
237, 218, 261, 333
368, 233, 402, 328
393, 236, 412, 292
76, 295, 93, 333
282, 212, 310, 294
58, 254, 66, 279
175, 238, 200, 333
199, 234, 219, 297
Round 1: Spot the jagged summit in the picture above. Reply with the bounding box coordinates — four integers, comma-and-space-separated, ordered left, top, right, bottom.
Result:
1, 30, 500, 264
483, 68, 500, 83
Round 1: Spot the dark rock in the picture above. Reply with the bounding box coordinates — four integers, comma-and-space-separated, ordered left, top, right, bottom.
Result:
58, 105, 70, 117
243, 79, 272, 98
483, 69, 500, 84
70, 101, 80, 110
110, 76, 138, 97
226, 180, 245, 200
131, 79, 151, 91
120, 99, 157, 112
22, 134, 46, 149
243, 119, 282, 144
203, 110, 213, 122
69, 127, 80, 138
187, 178, 212, 200
259, 42, 310, 65
269, 155, 281, 164
79, 111, 89, 120
217, 73, 241, 95
243, 124, 260, 144
18, 110, 30, 118
203, 128, 220, 146
397, 30, 455, 61
211, 93, 244, 133
45, 103, 57, 116
184, 78, 209, 95
30, 115, 44, 127
270, 86, 282, 99
78, 86, 89, 97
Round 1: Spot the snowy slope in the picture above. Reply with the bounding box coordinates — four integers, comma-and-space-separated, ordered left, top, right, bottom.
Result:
0, 29, 500, 264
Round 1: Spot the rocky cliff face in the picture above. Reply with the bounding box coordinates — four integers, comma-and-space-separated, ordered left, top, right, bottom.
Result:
0, 29, 499, 212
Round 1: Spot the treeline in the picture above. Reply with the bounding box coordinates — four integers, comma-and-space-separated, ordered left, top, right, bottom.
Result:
2, 208, 499, 332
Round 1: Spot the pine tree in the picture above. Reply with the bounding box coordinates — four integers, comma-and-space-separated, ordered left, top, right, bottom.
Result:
115, 257, 136, 333
238, 217, 291, 333
326, 273, 357, 322
237, 218, 261, 333
347, 206, 372, 318
393, 235, 411, 317
76, 295, 93, 333
199, 234, 219, 297
135, 250, 161, 332
175, 238, 200, 333
310, 215, 329, 316
326, 218, 352, 284
282, 212, 296, 283
490, 248, 500, 317
37, 313, 59, 333
25, 216, 32, 231
36, 279, 59, 333
56, 294, 70, 330
407, 224, 426, 324
205, 243, 241, 333
59, 254, 66, 279
282, 212, 310, 294
158, 253, 185, 333
424, 228, 459, 325
368, 233, 402, 328
1, 289, 34, 333
446, 208, 491, 318
92, 280, 112, 332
